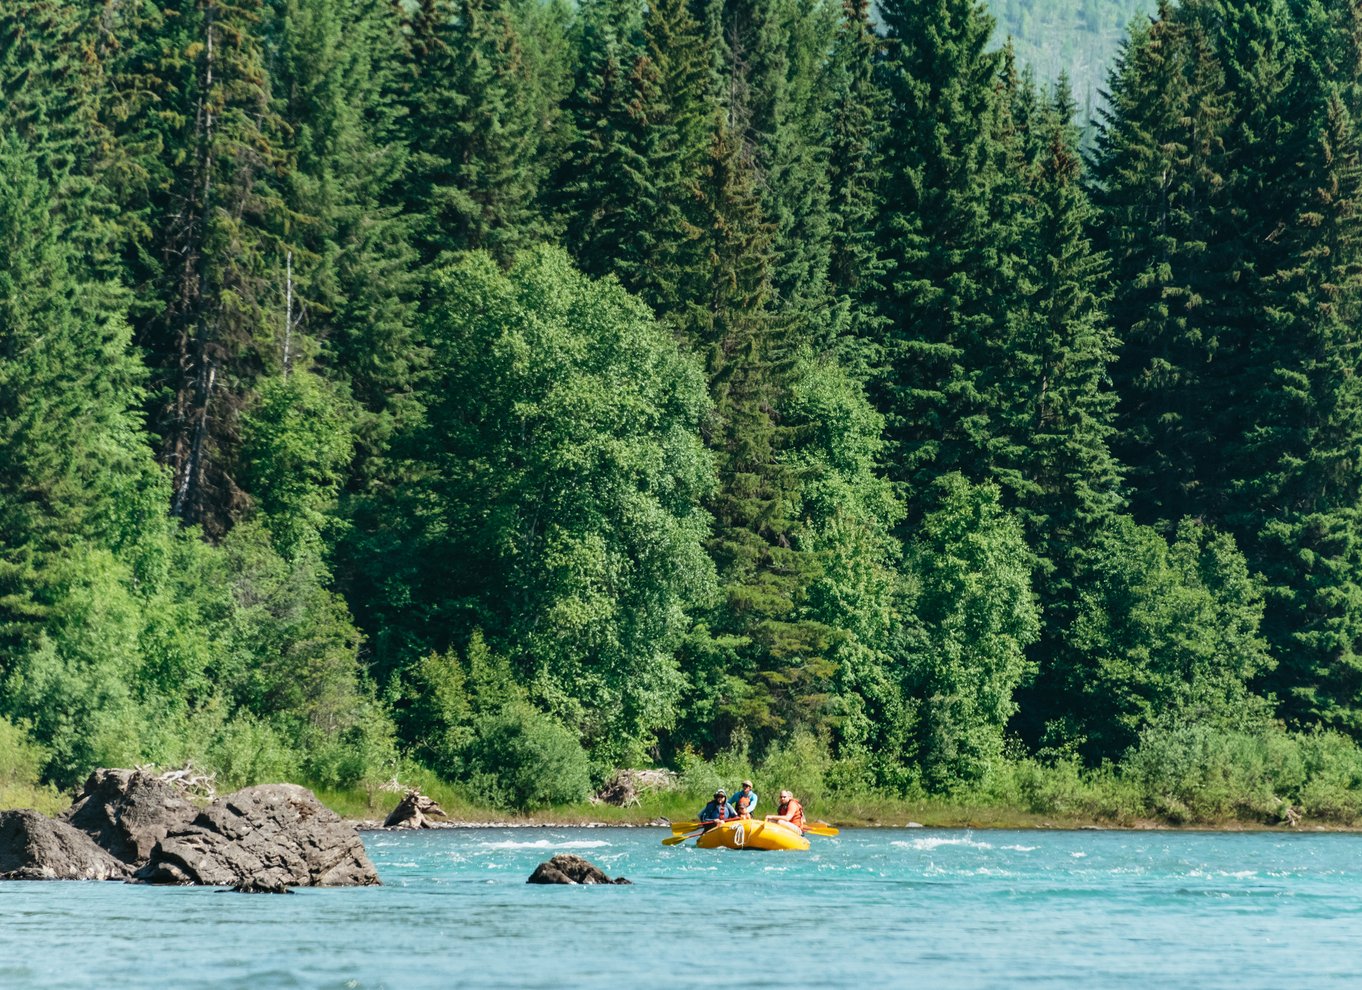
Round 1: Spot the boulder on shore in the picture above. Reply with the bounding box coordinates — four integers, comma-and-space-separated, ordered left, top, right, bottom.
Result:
527, 854, 630, 885
63, 768, 199, 866
383, 789, 447, 829
0, 809, 130, 881
134, 784, 379, 888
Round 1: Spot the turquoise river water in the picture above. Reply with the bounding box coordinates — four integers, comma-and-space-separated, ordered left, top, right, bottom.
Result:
3, 826, 1360, 988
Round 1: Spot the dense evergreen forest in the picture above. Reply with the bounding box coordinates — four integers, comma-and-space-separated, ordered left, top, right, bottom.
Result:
7, 0, 1362, 821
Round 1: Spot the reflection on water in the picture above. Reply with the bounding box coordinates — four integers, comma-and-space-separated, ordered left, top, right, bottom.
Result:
3, 827, 1362, 988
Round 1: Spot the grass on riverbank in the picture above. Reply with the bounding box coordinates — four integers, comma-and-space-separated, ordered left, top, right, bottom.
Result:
0, 781, 68, 816
8, 719, 1362, 832
311, 726, 1362, 831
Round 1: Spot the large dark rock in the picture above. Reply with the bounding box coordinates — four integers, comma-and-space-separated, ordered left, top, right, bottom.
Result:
134, 784, 379, 888
63, 768, 198, 866
0, 810, 130, 881
527, 854, 630, 885
383, 789, 447, 829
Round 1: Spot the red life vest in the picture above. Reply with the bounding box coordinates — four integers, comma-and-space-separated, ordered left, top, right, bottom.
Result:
778, 798, 805, 829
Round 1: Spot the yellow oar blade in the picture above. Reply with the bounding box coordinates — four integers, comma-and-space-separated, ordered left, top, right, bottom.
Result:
669, 820, 704, 832
662, 830, 700, 846
804, 825, 839, 837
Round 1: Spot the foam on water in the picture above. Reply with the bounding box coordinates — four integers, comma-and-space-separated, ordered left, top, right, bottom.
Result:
891, 834, 994, 851
475, 838, 612, 850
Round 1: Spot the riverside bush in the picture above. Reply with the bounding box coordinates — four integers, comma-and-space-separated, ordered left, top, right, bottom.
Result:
1118, 724, 1362, 824
1295, 731, 1362, 820
759, 732, 832, 805
204, 714, 302, 789
0, 717, 46, 788
987, 754, 1140, 821
466, 708, 591, 811
1124, 725, 1277, 822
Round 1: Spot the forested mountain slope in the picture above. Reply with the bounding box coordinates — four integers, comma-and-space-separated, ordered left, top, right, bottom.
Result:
985, 0, 1155, 111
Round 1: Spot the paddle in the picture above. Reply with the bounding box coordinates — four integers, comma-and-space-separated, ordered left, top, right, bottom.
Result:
668, 820, 704, 832
758, 817, 839, 837
661, 828, 705, 846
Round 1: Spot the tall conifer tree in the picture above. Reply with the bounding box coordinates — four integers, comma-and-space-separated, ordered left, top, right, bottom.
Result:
106, 0, 289, 536
0, 134, 165, 661
873, 0, 1009, 522
273, 0, 417, 438
400, 0, 553, 265
825, 0, 888, 376
1091, 3, 1232, 530
555, 0, 649, 279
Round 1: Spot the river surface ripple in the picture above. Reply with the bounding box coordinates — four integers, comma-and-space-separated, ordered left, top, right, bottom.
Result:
2, 827, 1360, 988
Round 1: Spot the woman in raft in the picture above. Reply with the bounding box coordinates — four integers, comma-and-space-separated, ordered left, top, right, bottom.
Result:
764, 790, 805, 834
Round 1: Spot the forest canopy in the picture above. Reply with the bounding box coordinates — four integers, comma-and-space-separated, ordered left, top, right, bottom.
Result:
5, 0, 1362, 820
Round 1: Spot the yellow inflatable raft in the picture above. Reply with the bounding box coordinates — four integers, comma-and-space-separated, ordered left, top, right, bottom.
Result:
694, 819, 810, 851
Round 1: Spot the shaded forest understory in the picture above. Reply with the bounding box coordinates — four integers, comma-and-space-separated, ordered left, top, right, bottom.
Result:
7, 0, 1362, 825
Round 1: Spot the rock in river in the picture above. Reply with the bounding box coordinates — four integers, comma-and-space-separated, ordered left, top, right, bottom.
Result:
63, 768, 198, 866
527, 854, 630, 885
0, 809, 130, 881
134, 784, 379, 888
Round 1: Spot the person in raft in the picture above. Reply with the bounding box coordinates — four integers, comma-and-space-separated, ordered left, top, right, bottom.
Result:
765, 790, 805, 834
731, 794, 753, 820
731, 779, 758, 814
698, 789, 731, 828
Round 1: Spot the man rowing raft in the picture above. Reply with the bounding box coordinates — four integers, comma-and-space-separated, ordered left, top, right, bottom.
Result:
765, 790, 805, 834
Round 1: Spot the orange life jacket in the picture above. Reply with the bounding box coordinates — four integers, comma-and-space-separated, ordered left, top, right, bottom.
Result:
778, 798, 805, 829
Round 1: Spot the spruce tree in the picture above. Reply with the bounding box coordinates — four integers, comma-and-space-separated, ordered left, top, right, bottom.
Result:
1002, 81, 1126, 745
399, 0, 553, 265
825, 0, 888, 377
999, 82, 1123, 581
1091, 3, 1233, 530
873, 0, 1009, 523
622, 0, 716, 318
272, 0, 417, 444
1239, 91, 1362, 731
719, 0, 839, 353
108, 0, 289, 537
0, 133, 165, 665
683, 109, 836, 740
0, 3, 125, 271
555, 0, 649, 279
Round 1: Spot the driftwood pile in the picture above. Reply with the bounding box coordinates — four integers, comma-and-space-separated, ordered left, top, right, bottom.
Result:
383, 789, 448, 829
593, 768, 676, 807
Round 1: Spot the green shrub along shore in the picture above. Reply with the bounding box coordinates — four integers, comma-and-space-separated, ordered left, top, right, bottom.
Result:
10, 720, 1362, 830
13, 1, 1362, 832
249, 724, 1362, 830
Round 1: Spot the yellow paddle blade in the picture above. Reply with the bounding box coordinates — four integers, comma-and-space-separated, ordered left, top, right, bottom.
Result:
669, 820, 704, 832
662, 830, 700, 846
803, 825, 839, 837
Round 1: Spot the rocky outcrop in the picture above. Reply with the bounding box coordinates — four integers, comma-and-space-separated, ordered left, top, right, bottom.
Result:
0, 810, 130, 881
527, 854, 630, 885
383, 789, 447, 829
63, 768, 199, 865
134, 784, 379, 888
